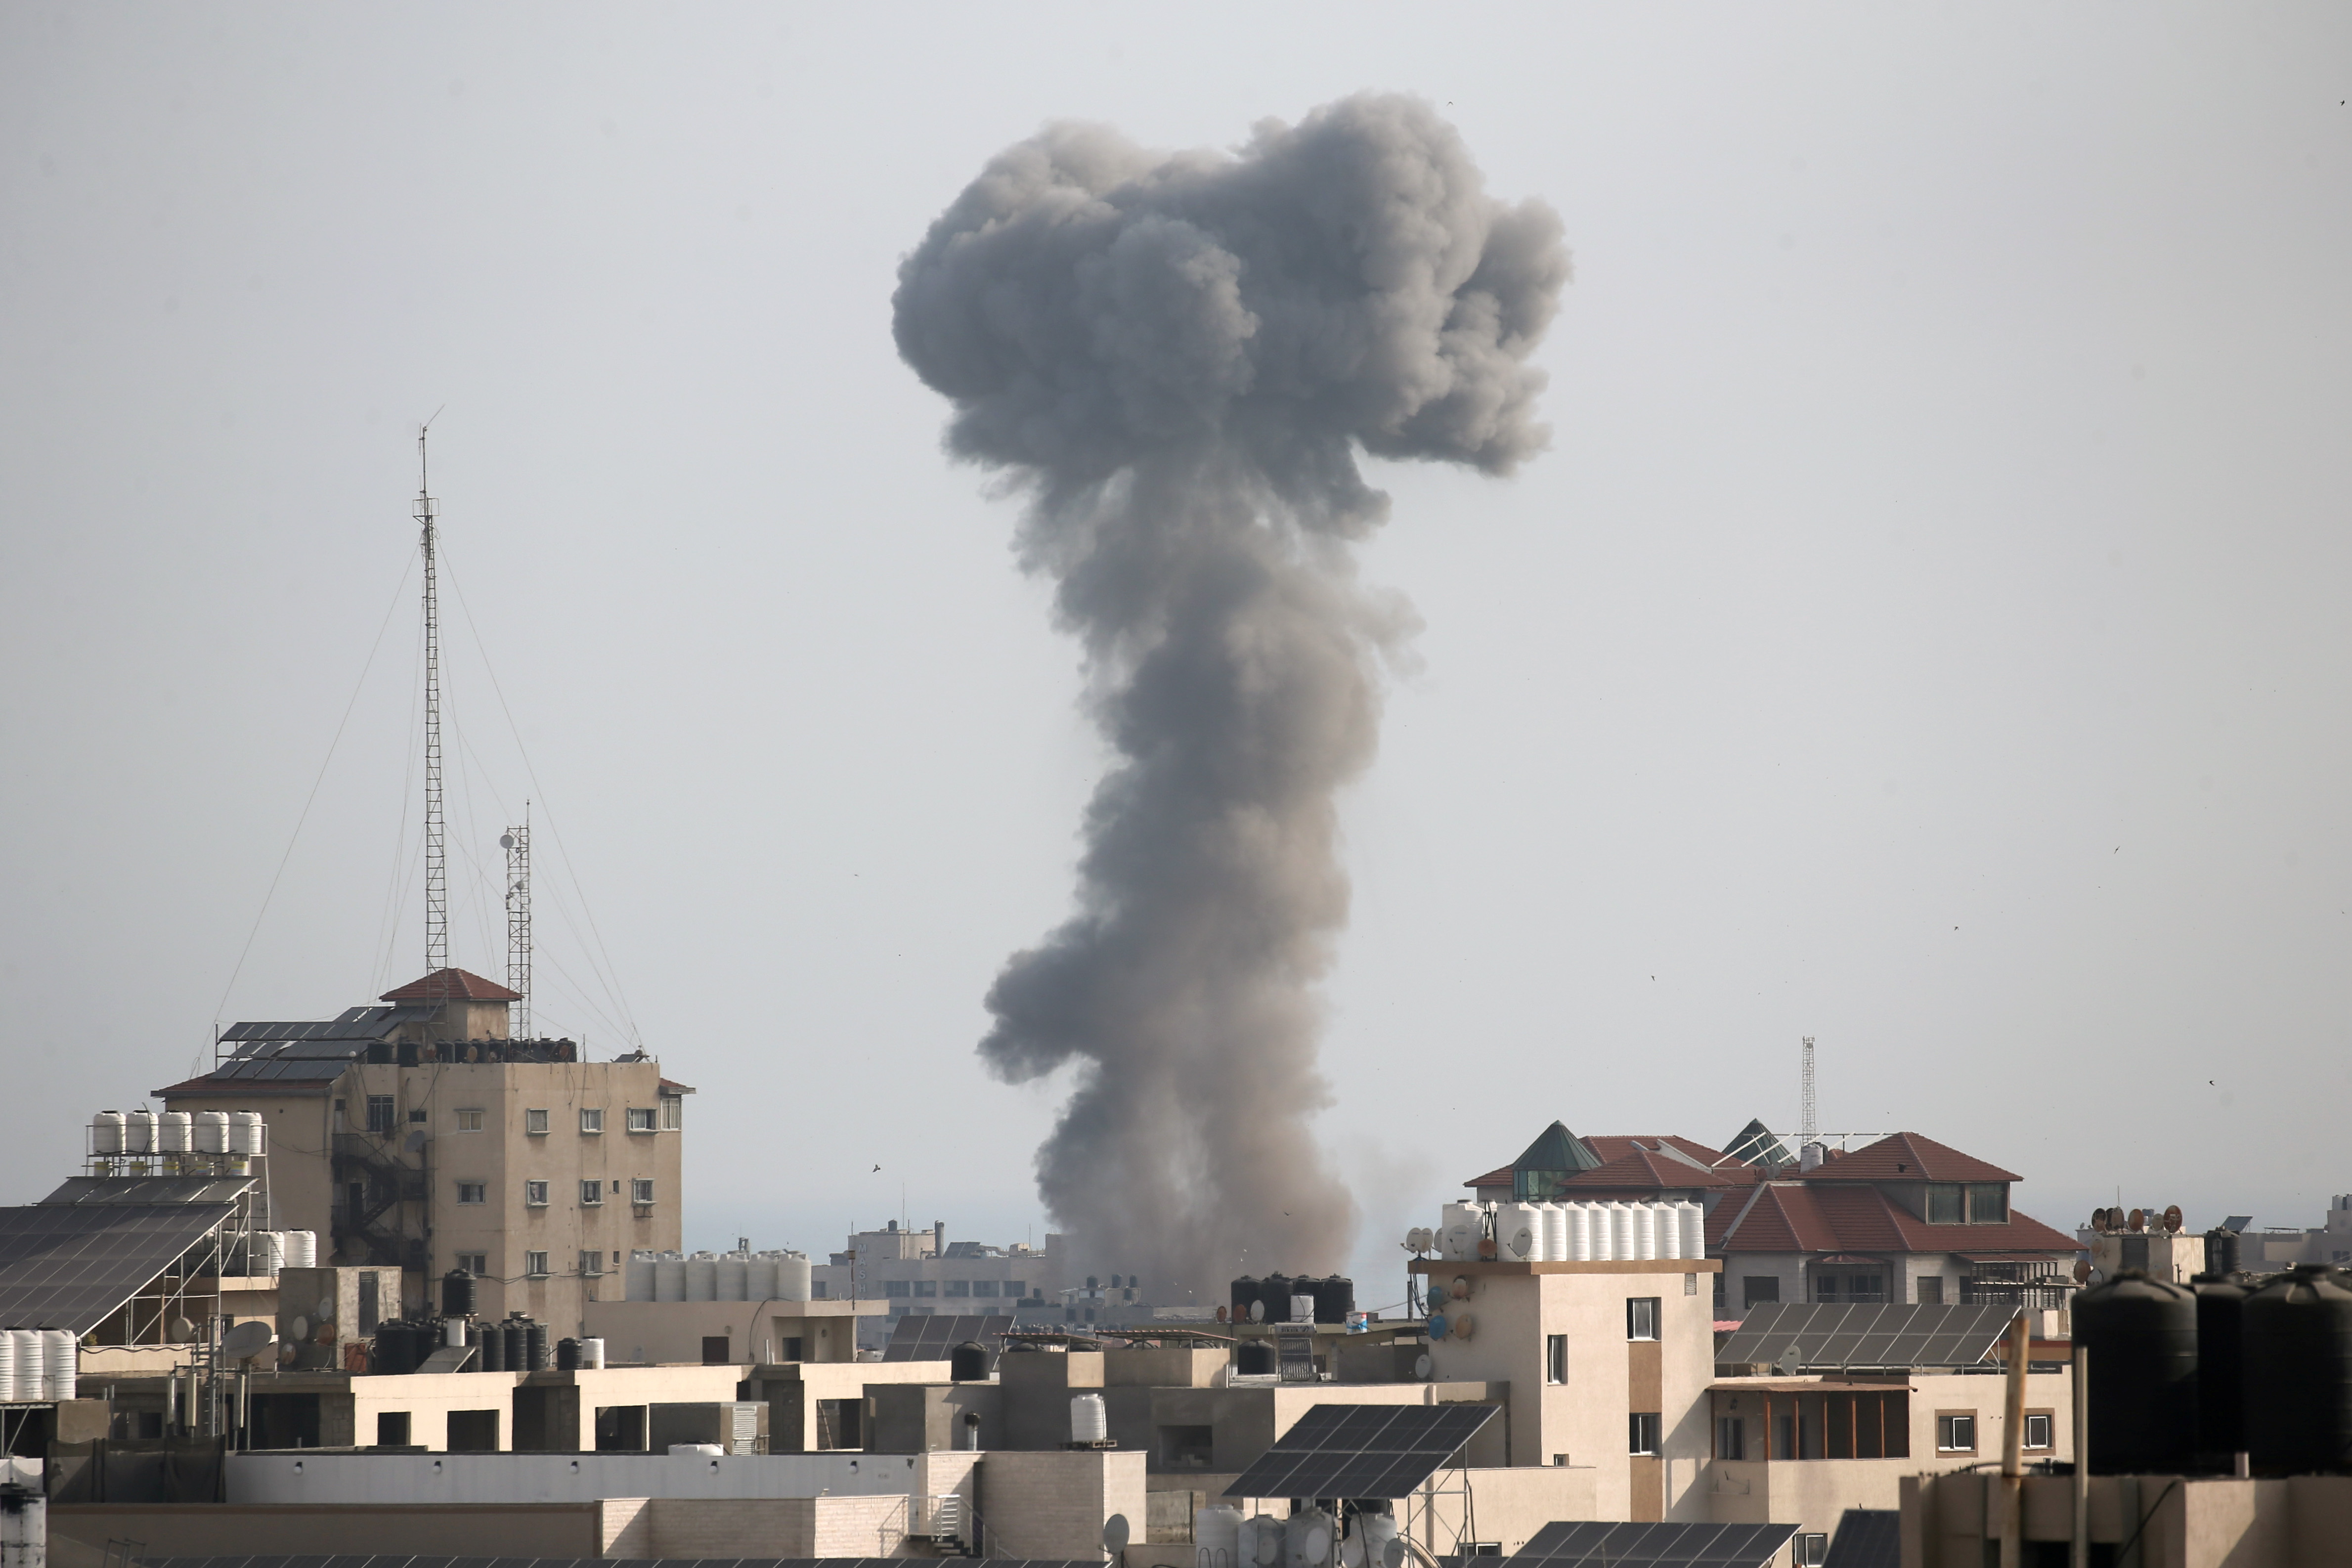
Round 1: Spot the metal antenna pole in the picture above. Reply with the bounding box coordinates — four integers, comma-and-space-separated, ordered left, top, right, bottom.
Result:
417, 425, 447, 976
1799, 1036, 1817, 1149
503, 806, 531, 1037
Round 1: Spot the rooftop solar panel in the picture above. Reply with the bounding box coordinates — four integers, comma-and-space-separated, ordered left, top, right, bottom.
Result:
1716, 1302, 2015, 1370
1821, 1509, 1900, 1568
0, 1201, 236, 1332
881, 1313, 1015, 1362
1506, 1521, 1800, 1568
38, 1176, 254, 1207
1224, 1401, 1495, 1501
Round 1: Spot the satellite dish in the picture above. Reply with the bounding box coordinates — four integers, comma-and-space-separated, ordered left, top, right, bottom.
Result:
277, 1340, 298, 1364
1450, 1312, 1476, 1342
1102, 1514, 1131, 1554
500, 833, 515, 849
2073, 1260, 2092, 1286
1510, 1227, 1534, 1259
1449, 1277, 1471, 1301
1413, 1353, 1432, 1381
287, 1314, 308, 1341
1382, 1541, 1408, 1568
1304, 1526, 1332, 1563
2163, 1205, 2184, 1235
1341, 1534, 1366, 1568
317, 1296, 336, 1322
1256, 1530, 1284, 1567
405, 1131, 428, 1154
223, 1321, 274, 1360
168, 1315, 193, 1343
1427, 1313, 1448, 1341
2128, 1209, 2146, 1233
1249, 1299, 1265, 1323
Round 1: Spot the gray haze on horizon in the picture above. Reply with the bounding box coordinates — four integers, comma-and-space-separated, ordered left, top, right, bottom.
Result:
1, 6, 2347, 1296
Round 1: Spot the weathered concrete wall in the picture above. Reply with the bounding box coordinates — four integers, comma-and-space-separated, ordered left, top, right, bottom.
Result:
980, 1448, 1148, 1559
48, 1502, 604, 1561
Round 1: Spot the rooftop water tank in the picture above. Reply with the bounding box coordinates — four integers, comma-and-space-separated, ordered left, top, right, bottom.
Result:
774, 1252, 812, 1302
1632, 1204, 1657, 1261
193, 1111, 230, 1154
2194, 1274, 2249, 1460
556, 1337, 581, 1371
42, 1330, 74, 1400
2075, 1272, 2198, 1473
91, 1111, 125, 1155
15, 1332, 43, 1399
1235, 1341, 1276, 1376
229, 1110, 265, 1155
580, 1338, 605, 1369
525, 1321, 549, 1371
283, 1231, 316, 1269
626, 1252, 658, 1301
442, 1268, 478, 1319
1231, 1276, 1263, 1318
685, 1255, 718, 1302
716, 1255, 749, 1302
158, 1112, 192, 1153
1070, 1392, 1108, 1444
1541, 1203, 1567, 1263
951, 1341, 989, 1382
0, 1331, 17, 1403
1196, 1504, 1243, 1568
124, 1109, 156, 1154
1678, 1202, 1705, 1261
1568, 1203, 1594, 1262
655, 1258, 687, 1302
1439, 1204, 1481, 1263
1309, 1276, 1355, 1325
1286, 1505, 1334, 1568
2242, 1264, 2352, 1474
1496, 1203, 1542, 1263
476, 1320, 503, 1373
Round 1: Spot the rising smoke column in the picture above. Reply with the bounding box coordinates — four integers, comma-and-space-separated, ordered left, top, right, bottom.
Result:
893, 95, 1568, 1297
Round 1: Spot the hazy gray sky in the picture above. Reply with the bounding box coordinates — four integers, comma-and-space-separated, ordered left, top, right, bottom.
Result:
4, 5, 2346, 1301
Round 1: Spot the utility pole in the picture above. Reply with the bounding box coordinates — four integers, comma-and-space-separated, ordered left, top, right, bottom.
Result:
503, 808, 531, 1036
416, 425, 447, 976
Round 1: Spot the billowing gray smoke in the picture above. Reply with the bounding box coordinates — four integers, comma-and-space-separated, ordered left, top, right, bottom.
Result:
893, 94, 1568, 1298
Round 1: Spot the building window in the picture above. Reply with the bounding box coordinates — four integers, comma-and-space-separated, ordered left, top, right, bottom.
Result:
525, 1180, 549, 1207
407, 1108, 427, 1123
525, 1251, 549, 1278
630, 1178, 654, 1204
580, 1179, 603, 1207
525, 1109, 549, 1135
1006, 1281, 1026, 1298
1546, 1335, 1568, 1384
2024, 1412, 2053, 1451
1796, 1533, 1827, 1567
1628, 1412, 1661, 1455
1937, 1413, 1977, 1453
812, 1281, 829, 1299
914, 1280, 937, 1298
377, 1411, 411, 1446
660, 1093, 683, 1130
1967, 1183, 2008, 1223
456, 1181, 486, 1206
580, 1249, 605, 1276
970, 1280, 999, 1297
455, 1108, 484, 1132
1916, 1276, 1945, 1305
1743, 1277, 1780, 1308
1926, 1183, 1963, 1223
626, 1107, 656, 1132
365, 1095, 396, 1133
579, 1108, 604, 1134
456, 1252, 486, 1274
1626, 1298, 1659, 1341
1716, 1416, 1744, 1460
945, 1280, 971, 1297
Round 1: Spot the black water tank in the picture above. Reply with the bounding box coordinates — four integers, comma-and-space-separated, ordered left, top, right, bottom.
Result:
1235, 1341, 1276, 1376
1261, 1273, 1298, 1323
373, 1322, 415, 1377
2243, 1265, 2352, 1474
476, 1319, 502, 1373
525, 1321, 549, 1371
555, 1337, 581, 1371
1231, 1277, 1262, 1319
2205, 1228, 2242, 1277
502, 1321, 526, 1372
1309, 1276, 1356, 1325
2194, 1274, 2250, 1458
441, 1268, 478, 1319
951, 1341, 989, 1382
2075, 1272, 2198, 1473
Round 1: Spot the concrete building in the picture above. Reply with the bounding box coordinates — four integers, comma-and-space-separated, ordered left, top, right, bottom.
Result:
156, 966, 689, 1329
1904, 1467, 2352, 1567
815, 1222, 1065, 1346
2232, 1195, 2352, 1270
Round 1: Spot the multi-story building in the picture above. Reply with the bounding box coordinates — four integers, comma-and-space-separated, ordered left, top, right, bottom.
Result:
813, 1222, 1065, 1347
156, 966, 689, 1331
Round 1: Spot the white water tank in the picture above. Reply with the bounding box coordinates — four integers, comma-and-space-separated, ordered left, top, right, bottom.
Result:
716, 1256, 749, 1301
655, 1257, 687, 1302
91, 1111, 125, 1155
0, 1331, 18, 1402
158, 1112, 192, 1153
1070, 1392, 1107, 1444
229, 1110, 265, 1155
1287, 1505, 1335, 1568
1654, 1202, 1680, 1260
1566, 1203, 1592, 1262
626, 1252, 658, 1301
1541, 1202, 1567, 1263
253, 1232, 286, 1276
1197, 1504, 1244, 1568
124, 1109, 156, 1153
1678, 1202, 1705, 1259
669, 1443, 723, 1457
1439, 1203, 1481, 1262
1495, 1202, 1542, 1263
1631, 1204, 1655, 1261
193, 1111, 230, 1154
1586, 1203, 1614, 1261
284, 1230, 316, 1269
580, 1337, 606, 1369
774, 1252, 812, 1302
685, 1254, 719, 1302
1354, 1511, 1400, 1568
14, 1334, 42, 1403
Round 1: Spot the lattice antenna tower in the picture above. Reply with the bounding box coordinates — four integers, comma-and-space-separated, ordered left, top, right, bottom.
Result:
1799, 1035, 1818, 1148
502, 809, 531, 1038
416, 423, 447, 976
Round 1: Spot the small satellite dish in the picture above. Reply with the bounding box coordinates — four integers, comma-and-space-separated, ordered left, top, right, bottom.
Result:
1449, 1277, 1471, 1301
1304, 1525, 1332, 1563
2128, 1209, 2146, 1233
1413, 1353, 1432, 1381
2163, 1205, 2184, 1234
1249, 1298, 1265, 1323
1427, 1313, 1448, 1342
277, 1340, 298, 1364
1450, 1312, 1476, 1342
222, 1320, 274, 1360
2073, 1260, 2092, 1286
1256, 1531, 1284, 1568
168, 1315, 193, 1343
1342, 1534, 1366, 1568
1382, 1540, 1408, 1568
288, 1314, 309, 1341
317, 1296, 336, 1322
500, 833, 515, 849
1102, 1514, 1132, 1553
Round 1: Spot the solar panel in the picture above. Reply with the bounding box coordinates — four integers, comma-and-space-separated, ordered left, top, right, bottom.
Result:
39, 1176, 254, 1207
881, 1313, 1015, 1362
1821, 1509, 1900, 1568
1716, 1302, 2015, 1370
0, 1202, 236, 1332
1507, 1522, 1800, 1568
144, 1559, 1116, 1568
1224, 1401, 1495, 1500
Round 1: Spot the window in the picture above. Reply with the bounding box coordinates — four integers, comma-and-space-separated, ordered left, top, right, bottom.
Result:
1006, 1280, 1026, 1298
1546, 1335, 1568, 1385
2024, 1412, 2053, 1451
376, 1411, 410, 1446
455, 1108, 484, 1132
914, 1280, 937, 1298
407, 1108, 427, 1123
525, 1109, 549, 1135
630, 1178, 655, 1204
945, 1279, 971, 1297
580, 1249, 605, 1276
366, 1095, 396, 1134
1966, 1183, 2008, 1223
1716, 1416, 1744, 1460
1626, 1297, 1659, 1340
1916, 1276, 1945, 1305
1743, 1276, 1781, 1307
971, 1280, 999, 1297
812, 1280, 829, 1299
456, 1252, 487, 1275
1796, 1533, 1827, 1567
580, 1179, 603, 1207
1926, 1184, 1963, 1223
525, 1251, 550, 1277
626, 1107, 656, 1132
660, 1093, 683, 1130
579, 1108, 604, 1134
525, 1180, 550, 1207
1937, 1413, 1977, 1453
884, 1280, 911, 1298
1161, 1424, 1215, 1468
456, 1181, 486, 1206
1628, 1412, 1661, 1455
358, 1271, 380, 1335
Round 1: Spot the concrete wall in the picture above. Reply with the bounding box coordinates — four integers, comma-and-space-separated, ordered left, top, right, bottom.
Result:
980, 1448, 1148, 1559
599, 1493, 916, 1557
1905, 1470, 2352, 1568
275, 1266, 404, 1370
581, 1297, 874, 1365
227, 1446, 933, 1503
741, 1358, 958, 1451
48, 1502, 606, 1563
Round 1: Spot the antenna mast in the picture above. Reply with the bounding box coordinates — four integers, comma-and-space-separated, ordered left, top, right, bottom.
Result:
1799, 1036, 1818, 1148
416, 425, 447, 976
503, 809, 531, 1037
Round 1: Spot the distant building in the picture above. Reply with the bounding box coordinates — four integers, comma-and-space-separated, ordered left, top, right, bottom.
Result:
155, 967, 689, 1330
2231, 1195, 2352, 1270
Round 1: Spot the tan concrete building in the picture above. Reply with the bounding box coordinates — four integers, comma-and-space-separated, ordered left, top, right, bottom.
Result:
158, 966, 688, 1330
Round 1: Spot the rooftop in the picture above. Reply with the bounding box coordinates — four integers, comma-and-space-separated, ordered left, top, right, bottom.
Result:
381, 966, 523, 1002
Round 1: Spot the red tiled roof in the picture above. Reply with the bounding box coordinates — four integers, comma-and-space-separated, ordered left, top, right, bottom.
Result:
1557, 1148, 1742, 1193
1713, 1180, 2077, 1257
1464, 1165, 1515, 1191
381, 967, 523, 1003
1797, 1131, 2020, 1184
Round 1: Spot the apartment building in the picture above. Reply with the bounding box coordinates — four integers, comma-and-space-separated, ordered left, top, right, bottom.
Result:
157, 966, 688, 1329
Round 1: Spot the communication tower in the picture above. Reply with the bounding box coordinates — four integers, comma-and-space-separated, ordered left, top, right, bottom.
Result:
1799, 1035, 1817, 1149
416, 425, 447, 975
502, 810, 531, 1037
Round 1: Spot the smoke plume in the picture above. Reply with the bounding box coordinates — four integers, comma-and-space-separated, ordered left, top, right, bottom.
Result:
893, 94, 1568, 1298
